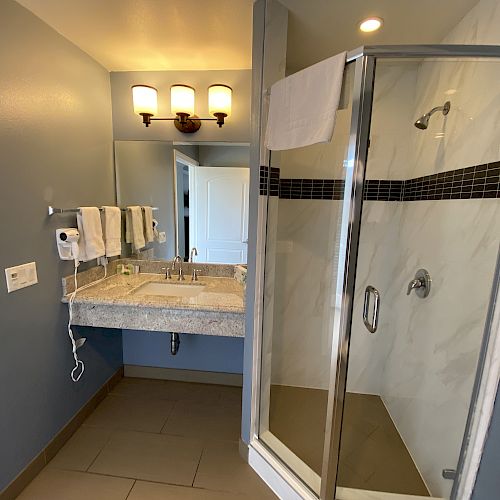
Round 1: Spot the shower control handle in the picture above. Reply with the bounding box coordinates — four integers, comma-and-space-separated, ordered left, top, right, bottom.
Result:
407, 269, 431, 298
407, 278, 423, 295
363, 286, 380, 334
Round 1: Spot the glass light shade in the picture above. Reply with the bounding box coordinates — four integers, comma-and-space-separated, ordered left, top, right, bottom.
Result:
132, 85, 158, 116
171, 85, 195, 116
208, 85, 232, 117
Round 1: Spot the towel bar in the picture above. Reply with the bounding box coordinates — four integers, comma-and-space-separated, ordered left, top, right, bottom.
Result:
48, 206, 158, 216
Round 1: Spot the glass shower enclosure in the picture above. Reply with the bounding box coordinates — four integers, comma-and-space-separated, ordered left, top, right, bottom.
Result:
252, 44, 500, 500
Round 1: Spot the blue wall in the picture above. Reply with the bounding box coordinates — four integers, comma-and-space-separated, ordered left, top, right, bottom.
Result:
0, 0, 123, 491
123, 330, 244, 373
472, 385, 500, 499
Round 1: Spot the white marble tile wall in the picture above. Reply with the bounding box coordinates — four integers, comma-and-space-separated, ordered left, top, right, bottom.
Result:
269, 198, 342, 388
411, 0, 500, 179
346, 201, 403, 395
260, 196, 279, 429
367, 62, 417, 180
347, 1, 500, 497
377, 200, 500, 498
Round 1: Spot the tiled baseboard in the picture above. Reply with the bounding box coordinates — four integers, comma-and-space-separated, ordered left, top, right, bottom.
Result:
0, 367, 124, 500
124, 365, 243, 387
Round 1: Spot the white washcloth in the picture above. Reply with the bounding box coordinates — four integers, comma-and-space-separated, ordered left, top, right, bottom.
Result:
152, 218, 160, 241
264, 51, 347, 151
126, 206, 145, 251
142, 206, 154, 244
76, 207, 105, 262
101, 206, 122, 257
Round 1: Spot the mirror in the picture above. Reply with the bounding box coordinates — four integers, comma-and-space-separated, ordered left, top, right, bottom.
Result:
114, 140, 250, 264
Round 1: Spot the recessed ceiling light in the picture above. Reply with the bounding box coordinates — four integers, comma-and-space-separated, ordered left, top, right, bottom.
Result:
359, 17, 383, 33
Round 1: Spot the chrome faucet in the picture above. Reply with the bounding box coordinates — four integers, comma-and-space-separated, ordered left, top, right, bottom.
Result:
172, 255, 185, 281
190, 247, 198, 263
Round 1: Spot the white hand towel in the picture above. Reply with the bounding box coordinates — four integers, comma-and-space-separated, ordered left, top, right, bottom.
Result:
76, 207, 105, 262
142, 206, 154, 244
101, 206, 122, 257
265, 51, 347, 151
125, 206, 145, 251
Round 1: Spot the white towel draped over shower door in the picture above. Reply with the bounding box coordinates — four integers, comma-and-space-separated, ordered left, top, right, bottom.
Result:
264, 51, 347, 151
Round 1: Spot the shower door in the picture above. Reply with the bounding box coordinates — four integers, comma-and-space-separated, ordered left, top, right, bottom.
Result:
336, 52, 500, 500
253, 45, 500, 500
256, 54, 374, 497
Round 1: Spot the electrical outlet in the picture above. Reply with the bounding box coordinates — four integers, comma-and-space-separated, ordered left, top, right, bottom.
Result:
5, 262, 38, 293
158, 232, 167, 243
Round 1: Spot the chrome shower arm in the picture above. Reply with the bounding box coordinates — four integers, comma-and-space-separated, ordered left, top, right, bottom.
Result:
428, 101, 451, 117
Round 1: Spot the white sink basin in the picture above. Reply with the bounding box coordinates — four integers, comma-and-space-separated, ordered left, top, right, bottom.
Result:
134, 282, 205, 298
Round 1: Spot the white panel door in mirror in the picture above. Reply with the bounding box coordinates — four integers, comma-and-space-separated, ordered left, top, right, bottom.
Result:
190, 166, 249, 264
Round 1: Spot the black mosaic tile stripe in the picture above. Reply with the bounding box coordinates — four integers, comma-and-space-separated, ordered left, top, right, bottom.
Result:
364, 180, 404, 201
259, 162, 500, 200
260, 166, 280, 196
259, 165, 269, 195
402, 162, 500, 201
279, 178, 345, 199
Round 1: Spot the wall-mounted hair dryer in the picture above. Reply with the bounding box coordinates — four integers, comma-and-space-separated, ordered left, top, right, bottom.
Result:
56, 228, 80, 261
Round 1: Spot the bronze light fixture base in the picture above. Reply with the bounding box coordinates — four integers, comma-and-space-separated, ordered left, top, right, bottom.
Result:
213, 112, 227, 128
174, 114, 202, 133
140, 112, 224, 133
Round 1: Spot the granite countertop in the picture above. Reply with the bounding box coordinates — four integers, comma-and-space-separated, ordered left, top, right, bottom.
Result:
63, 271, 246, 337
63, 273, 245, 314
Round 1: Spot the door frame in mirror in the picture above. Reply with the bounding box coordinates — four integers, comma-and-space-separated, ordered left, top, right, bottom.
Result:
173, 149, 199, 259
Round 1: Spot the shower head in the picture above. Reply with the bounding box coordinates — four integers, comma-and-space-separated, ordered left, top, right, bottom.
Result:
414, 101, 451, 130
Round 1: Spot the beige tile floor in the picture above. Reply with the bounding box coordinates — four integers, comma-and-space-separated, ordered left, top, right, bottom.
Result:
17, 377, 277, 500
269, 386, 430, 496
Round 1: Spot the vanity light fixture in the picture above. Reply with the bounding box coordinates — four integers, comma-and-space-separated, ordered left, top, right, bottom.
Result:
131, 83, 232, 133
359, 17, 383, 33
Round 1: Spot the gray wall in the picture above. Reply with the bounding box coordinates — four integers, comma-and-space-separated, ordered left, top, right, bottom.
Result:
114, 141, 176, 260
199, 145, 250, 168
123, 331, 244, 374
0, 0, 122, 491
473, 385, 500, 499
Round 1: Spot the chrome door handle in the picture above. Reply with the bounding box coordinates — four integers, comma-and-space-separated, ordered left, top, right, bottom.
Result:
363, 285, 380, 333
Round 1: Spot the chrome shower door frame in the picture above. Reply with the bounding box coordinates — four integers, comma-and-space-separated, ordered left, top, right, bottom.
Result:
250, 44, 500, 500
322, 44, 500, 500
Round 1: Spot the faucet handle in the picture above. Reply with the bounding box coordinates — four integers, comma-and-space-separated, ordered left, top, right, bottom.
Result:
162, 267, 171, 280
178, 268, 185, 281
407, 278, 422, 295
191, 269, 202, 282
407, 269, 431, 298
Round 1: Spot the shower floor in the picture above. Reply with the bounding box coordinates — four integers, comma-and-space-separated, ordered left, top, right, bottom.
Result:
269, 386, 429, 496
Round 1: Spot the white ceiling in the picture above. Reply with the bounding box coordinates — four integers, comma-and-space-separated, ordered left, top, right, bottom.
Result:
15, 0, 479, 74
15, 0, 254, 71
281, 0, 479, 73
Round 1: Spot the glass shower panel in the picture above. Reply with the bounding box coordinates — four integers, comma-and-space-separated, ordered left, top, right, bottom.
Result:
258, 62, 355, 494
338, 57, 500, 499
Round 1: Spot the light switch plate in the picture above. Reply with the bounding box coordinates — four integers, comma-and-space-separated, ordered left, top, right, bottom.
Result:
5, 262, 38, 293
